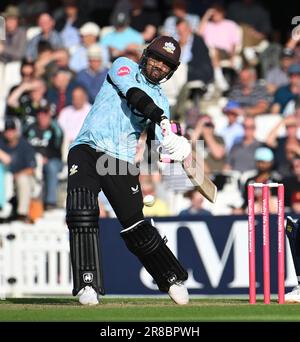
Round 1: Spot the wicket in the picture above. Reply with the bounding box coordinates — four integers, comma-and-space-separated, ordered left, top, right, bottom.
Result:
247, 183, 285, 304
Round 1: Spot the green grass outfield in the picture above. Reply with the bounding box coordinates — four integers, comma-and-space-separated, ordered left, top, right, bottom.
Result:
0, 297, 300, 321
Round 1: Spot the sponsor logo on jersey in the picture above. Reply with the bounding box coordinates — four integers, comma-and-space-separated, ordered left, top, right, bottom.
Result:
117, 66, 130, 76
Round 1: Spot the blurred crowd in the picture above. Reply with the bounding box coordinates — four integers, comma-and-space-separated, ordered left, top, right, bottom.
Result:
0, 0, 300, 223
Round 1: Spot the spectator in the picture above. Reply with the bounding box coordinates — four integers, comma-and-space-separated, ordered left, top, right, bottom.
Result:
6, 59, 35, 95
176, 19, 213, 84
55, 0, 84, 49
266, 116, 300, 178
18, 0, 48, 27
26, 12, 64, 62
162, 19, 213, 108
179, 189, 211, 216
58, 86, 91, 144
0, 6, 27, 63
0, 6, 27, 97
227, 0, 271, 48
69, 22, 103, 72
129, 0, 161, 43
228, 66, 272, 116
47, 67, 78, 117
34, 42, 71, 86
100, 11, 144, 63
198, 4, 242, 64
266, 48, 295, 95
191, 115, 226, 173
24, 106, 63, 210
227, 116, 261, 172
7, 78, 48, 130
76, 45, 108, 103
237, 147, 281, 214
218, 100, 244, 152
33, 40, 55, 80
0, 118, 36, 222
271, 64, 300, 114
162, 0, 199, 40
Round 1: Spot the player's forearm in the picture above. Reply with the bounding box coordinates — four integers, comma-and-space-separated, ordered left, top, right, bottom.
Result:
126, 87, 164, 123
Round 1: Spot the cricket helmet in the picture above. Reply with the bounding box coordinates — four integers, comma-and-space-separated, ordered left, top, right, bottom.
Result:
140, 36, 181, 83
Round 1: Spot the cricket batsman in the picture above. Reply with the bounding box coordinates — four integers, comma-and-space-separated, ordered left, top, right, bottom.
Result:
66, 36, 191, 305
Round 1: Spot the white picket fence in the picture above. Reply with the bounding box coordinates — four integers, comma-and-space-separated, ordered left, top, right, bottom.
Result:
0, 210, 72, 298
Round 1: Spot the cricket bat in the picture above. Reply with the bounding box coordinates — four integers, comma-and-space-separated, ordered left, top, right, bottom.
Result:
182, 151, 217, 203
160, 120, 217, 203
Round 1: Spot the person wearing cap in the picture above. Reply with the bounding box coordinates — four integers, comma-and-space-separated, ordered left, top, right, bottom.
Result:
26, 12, 63, 62
76, 44, 108, 103
265, 48, 295, 94
66, 36, 190, 306
218, 100, 244, 152
100, 11, 144, 63
128, 0, 160, 43
0, 5, 27, 97
0, 118, 36, 222
271, 63, 300, 114
238, 146, 281, 214
69, 22, 108, 72
0, 6, 27, 63
55, 0, 85, 50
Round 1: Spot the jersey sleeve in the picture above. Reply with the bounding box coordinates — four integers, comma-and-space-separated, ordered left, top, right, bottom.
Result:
108, 57, 140, 96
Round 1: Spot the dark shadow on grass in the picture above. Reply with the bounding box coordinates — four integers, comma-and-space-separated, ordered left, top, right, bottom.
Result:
2, 298, 78, 305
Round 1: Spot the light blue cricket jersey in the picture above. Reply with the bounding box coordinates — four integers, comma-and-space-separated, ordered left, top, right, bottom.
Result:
71, 57, 170, 164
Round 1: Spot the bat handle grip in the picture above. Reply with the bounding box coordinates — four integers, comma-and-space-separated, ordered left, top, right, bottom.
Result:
158, 146, 174, 164
160, 156, 173, 163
